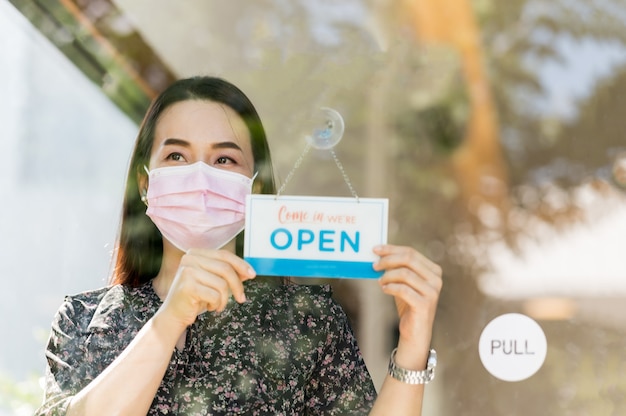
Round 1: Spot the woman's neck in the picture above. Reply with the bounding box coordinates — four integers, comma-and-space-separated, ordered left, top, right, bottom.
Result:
152, 243, 183, 301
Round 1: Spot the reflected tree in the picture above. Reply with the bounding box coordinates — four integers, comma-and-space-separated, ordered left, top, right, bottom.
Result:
481, 0, 626, 200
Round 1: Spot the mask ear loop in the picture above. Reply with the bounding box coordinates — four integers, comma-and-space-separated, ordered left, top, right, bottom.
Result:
141, 165, 150, 206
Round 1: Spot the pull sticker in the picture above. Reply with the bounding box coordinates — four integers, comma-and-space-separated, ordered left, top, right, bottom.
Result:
479, 313, 547, 382
244, 195, 388, 279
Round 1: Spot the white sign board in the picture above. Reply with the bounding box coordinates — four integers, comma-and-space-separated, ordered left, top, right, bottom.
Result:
244, 195, 388, 279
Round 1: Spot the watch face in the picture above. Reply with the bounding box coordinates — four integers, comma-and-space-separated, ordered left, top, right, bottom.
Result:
427, 349, 438, 369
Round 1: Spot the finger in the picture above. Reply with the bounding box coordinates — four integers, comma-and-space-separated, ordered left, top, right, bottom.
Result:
180, 265, 232, 311
378, 267, 441, 298
381, 282, 426, 307
189, 275, 228, 312
201, 259, 246, 304
164, 268, 229, 323
375, 244, 442, 276
184, 250, 253, 303
375, 255, 442, 291
373, 244, 442, 277
374, 248, 442, 290
187, 248, 257, 280
381, 281, 437, 329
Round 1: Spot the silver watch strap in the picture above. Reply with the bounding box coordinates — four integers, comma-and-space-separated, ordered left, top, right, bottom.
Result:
388, 348, 437, 384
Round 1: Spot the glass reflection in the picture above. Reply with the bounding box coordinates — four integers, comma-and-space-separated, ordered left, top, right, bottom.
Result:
0, 2, 136, 413
3, 0, 626, 414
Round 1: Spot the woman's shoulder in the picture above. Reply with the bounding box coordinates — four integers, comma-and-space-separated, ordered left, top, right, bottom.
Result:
60, 286, 115, 312
62, 282, 154, 305
53, 284, 142, 329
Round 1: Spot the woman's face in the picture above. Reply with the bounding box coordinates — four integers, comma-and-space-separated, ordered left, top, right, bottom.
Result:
148, 99, 255, 178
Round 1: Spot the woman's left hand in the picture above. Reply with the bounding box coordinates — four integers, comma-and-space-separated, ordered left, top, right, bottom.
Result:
373, 244, 443, 351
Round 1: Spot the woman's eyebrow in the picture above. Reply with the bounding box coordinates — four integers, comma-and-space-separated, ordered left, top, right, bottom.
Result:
162, 138, 190, 147
161, 138, 243, 152
211, 141, 243, 151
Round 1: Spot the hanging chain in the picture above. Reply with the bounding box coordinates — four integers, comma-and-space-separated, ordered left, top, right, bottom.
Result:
276, 143, 312, 196
276, 144, 359, 200
330, 149, 359, 201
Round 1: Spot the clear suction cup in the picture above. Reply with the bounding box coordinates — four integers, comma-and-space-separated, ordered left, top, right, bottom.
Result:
305, 107, 345, 150
277, 106, 358, 198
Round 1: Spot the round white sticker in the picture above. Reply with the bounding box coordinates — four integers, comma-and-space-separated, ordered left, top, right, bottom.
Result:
478, 313, 547, 382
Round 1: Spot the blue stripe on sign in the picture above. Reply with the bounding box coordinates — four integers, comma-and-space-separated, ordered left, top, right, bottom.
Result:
245, 257, 382, 279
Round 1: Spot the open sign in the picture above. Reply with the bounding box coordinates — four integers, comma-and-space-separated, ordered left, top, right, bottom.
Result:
244, 195, 388, 279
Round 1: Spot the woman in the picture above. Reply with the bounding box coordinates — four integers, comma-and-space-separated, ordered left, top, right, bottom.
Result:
36, 76, 442, 415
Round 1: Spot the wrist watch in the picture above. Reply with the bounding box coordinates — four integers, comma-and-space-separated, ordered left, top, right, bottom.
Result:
388, 348, 437, 384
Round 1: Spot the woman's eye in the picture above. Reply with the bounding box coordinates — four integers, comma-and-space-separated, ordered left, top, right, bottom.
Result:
216, 156, 234, 165
166, 152, 185, 162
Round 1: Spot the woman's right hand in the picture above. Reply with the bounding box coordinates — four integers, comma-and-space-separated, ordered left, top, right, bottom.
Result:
156, 248, 257, 329
64, 248, 256, 415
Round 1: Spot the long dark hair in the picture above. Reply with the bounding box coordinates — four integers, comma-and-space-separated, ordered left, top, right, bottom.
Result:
111, 76, 276, 287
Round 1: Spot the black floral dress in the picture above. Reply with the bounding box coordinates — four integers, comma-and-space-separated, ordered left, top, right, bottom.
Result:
35, 279, 376, 415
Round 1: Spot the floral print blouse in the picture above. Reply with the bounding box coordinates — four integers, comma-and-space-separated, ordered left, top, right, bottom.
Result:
35, 279, 376, 415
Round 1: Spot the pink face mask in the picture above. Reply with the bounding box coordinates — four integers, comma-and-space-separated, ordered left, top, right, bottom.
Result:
144, 162, 255, 252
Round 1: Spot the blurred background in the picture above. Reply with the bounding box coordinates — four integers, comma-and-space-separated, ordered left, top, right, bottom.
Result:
1, 0, 626, 414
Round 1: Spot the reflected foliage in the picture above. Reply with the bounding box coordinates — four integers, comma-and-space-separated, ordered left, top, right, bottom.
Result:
479, 0, 626, 189
0, 372, 41, 415
8, 0, 176, 121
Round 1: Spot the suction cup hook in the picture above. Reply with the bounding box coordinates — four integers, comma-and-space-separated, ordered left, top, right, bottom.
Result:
305, 107, 345, 150
278, 106, 358, 198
